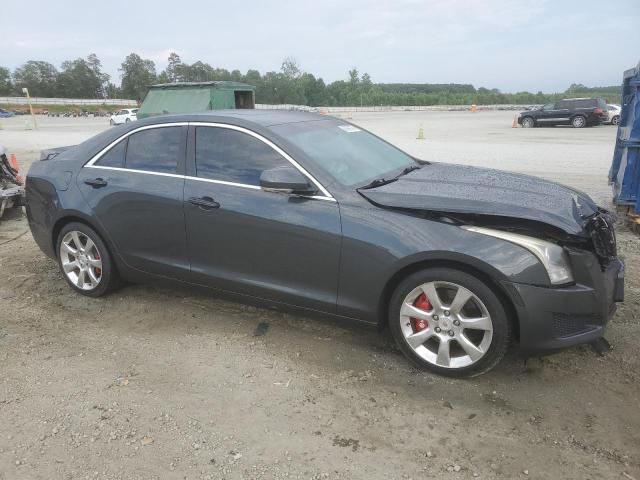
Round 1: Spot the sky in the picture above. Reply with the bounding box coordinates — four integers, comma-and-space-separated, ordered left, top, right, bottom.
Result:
2, 0, 639, 93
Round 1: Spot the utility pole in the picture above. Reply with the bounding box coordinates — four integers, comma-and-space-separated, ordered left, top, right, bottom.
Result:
22, 87, 37, 129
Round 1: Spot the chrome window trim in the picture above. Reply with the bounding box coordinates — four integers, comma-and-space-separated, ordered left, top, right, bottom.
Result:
84, 122, 189, 168
83, 121, 336, 202
189, 122, 334, 199
85, 165, 185, 180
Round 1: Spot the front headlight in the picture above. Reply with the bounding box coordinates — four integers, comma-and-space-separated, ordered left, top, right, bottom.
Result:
462, 226, 574, 285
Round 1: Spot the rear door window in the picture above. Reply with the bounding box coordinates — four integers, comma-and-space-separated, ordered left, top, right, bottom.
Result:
95, 139, 126, 168
194, 127, 287, 185
125, 126, 186, 174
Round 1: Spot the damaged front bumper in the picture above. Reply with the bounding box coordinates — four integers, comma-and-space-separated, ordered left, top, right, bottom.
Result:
503, 252, 624, 355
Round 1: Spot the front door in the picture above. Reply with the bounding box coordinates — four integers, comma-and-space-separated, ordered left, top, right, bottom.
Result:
183, 125, 342, 312
77, 124, 190, 279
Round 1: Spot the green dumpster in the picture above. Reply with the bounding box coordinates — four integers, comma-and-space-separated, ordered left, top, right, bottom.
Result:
137, 81, 255, 119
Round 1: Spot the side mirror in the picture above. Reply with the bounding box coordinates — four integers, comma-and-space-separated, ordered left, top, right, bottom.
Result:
260, 165, 317, 195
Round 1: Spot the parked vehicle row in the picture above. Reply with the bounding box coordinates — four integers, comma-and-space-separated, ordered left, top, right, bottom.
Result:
25, 111, 624, 377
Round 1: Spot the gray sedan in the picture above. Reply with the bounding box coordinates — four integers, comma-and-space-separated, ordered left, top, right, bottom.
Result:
25, 111, 624, 377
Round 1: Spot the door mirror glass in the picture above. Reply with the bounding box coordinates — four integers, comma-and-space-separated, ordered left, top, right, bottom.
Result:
260, 166, 316, 194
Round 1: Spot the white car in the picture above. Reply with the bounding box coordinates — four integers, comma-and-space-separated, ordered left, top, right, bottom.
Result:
606, 104, 621, 126
109, 108, 138, 126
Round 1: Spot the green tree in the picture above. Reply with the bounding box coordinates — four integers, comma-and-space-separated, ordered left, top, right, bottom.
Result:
0, 67, 12, 95
13, 61, 58, 97
57, 55, 108, 98
280, 57, 301, 80
120, 53, 157, 100
87, 53, 110, 97
348, 67, 359, 85
166, 52, 182, 82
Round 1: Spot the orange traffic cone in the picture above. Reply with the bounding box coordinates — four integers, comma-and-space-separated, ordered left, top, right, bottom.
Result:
512, 116, 518, 128
9, 153, 24, 185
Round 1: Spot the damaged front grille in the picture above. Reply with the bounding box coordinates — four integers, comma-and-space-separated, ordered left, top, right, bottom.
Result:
587, 210, 617, 266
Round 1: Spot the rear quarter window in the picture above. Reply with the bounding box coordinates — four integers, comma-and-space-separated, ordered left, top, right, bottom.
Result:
95, 139, 126, 168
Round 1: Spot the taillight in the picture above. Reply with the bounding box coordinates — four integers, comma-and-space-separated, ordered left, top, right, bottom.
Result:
594, 107, 603, 114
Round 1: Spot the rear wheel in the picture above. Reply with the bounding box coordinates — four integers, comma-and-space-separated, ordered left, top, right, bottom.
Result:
521, 116, 535, 128
572, 115, 586, 128
125, 118, 130, 123
57, 222, 119, 297
389, 268, 511, 377
612, 115, 620, 126
109, 119, 114, 126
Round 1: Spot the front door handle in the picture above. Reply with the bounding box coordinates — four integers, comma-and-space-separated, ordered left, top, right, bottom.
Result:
188, 196, 220, 210
84, 177, 108, 188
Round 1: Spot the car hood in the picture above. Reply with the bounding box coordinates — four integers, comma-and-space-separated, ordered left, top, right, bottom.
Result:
359, 163, 599, 236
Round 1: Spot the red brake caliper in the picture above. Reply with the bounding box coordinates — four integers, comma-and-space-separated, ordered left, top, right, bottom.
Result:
412, 293, 431, 332
94, 251, 102, 276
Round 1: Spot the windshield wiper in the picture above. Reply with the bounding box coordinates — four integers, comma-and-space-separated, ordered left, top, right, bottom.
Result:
357, 164, 423, 190
358, 177, 397, 190
395, 164, 421, 178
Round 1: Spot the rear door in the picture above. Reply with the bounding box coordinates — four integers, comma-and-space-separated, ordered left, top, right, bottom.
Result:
183, 124, 342, 312
77, 124, 190, 279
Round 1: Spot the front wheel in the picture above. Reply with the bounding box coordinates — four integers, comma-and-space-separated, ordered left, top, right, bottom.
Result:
125, 118, 130, 123
612, 115, 620, 126
57, 222, 120, 297
521, 116, 535, 128
109, 119, 114, 126
389, 268, 511, 377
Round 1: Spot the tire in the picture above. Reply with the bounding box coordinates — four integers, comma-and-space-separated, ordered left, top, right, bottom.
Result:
521, 116, 535, 128
109, 119, 114, 126
125, 118, 130, 123
56, 222, 120, 297
388, 268, 511, 378
572, 115, 586, 128
612, 115, 620, 126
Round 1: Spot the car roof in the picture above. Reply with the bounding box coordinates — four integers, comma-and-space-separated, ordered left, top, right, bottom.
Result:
133, 110, 330, 128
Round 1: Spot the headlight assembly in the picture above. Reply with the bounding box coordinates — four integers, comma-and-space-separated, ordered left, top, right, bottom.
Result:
462, 226, 574, 285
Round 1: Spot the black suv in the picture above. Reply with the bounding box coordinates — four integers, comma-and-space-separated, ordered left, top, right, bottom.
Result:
518, 98, 608, 128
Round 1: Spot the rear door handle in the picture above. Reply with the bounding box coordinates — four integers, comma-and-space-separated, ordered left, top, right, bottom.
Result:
84, 177, 108, 188
188, 196, 220, 210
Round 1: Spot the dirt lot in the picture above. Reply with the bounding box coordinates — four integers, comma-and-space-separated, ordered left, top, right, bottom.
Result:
1, 113, 639, 479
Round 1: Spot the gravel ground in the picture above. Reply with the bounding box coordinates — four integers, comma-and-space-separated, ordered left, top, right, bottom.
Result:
0, 112, 639, 479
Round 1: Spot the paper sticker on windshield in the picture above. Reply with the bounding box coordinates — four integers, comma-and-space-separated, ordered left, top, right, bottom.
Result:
338, 125, 361, 133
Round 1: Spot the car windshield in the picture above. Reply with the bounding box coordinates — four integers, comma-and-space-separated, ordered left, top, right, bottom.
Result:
271, 119, 417, 186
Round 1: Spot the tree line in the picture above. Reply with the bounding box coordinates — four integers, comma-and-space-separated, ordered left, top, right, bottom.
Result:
0, 52, 622, 106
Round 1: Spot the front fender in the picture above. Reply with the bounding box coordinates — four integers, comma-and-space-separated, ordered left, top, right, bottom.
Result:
336, 204, 548, 323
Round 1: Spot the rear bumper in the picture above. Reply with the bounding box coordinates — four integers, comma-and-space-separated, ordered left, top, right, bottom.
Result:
504, 256, 624, 355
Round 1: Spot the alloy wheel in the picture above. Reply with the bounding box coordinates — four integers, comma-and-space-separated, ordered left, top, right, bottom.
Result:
572, 116, 585, 128
399, 281, 493, 369
59, 231, 103, 291
521, 117, 534, 128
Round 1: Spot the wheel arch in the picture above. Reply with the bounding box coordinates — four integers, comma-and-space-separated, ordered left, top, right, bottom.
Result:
51, 212, 117, 261
377, 256, 520, 341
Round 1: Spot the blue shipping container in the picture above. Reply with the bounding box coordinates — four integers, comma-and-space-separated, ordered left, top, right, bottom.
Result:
609, 61, 640, 213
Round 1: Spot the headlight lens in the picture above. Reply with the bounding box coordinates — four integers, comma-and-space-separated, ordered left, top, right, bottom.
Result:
462, 226, 574, 285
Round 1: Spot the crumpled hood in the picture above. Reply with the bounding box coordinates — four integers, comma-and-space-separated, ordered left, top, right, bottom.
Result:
359, 163, 599, 236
